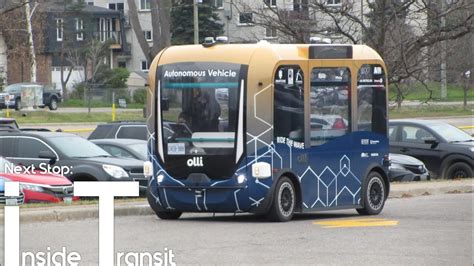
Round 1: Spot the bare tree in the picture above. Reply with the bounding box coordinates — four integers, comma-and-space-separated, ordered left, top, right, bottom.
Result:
237, 0, 473, 107
0, 0, 29, 15
233, 0, 322, 43
127, 0, 171, 63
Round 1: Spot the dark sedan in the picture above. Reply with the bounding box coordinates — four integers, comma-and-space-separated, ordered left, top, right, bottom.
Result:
91, 139, 147, 161
0, 131, 147, 191
389, 120, 473, 179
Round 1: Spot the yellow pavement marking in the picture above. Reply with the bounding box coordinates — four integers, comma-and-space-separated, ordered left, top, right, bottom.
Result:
459, 125, 474, 130
314, 218, 398, 228
62, 128, 95, 133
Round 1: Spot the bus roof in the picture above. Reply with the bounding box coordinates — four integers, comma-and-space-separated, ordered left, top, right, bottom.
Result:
154, 42, 383, 66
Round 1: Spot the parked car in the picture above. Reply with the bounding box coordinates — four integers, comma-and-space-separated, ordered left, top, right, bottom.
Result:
0, 131, 147, 192
389, 120, 473, 179
87, 121, 195, 142
0, 157, 77, 203
91, 139, 147, 161
0, 83, 61, 111
88, 121, 148, 141
389, 153, 430, 182
0, 176, 24, 205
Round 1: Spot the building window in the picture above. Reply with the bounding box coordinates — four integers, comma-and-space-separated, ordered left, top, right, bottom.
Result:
140, 0, 150, 11
143, 30, 152, 41
141, 60, 149, 72
265, 27, 277, 39
264, 0, 277, 7
109, 2, 124, 11
76, 18, 84, 41
87, 1, 94, 5
214, 0, 223, 9
238, 12, 253, 25
326, 0, 341, 6
56, 18, 63, 41
118, 61, 126, 68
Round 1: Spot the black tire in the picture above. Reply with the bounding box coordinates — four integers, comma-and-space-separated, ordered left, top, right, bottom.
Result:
147, 185, 182, 220
49, 97, 58, 110
267, 176, 296, 222
357, 172, 387, 215
14, 98, 21, 111
446, 162, 473, 179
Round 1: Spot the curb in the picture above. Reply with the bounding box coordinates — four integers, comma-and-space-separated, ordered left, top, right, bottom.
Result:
1, 181, 472, 223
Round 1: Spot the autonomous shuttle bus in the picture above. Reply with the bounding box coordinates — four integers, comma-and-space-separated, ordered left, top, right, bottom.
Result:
145, 41, 390, 221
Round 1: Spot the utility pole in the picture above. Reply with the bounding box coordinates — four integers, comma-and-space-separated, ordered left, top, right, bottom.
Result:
193, 0, 200, 44
440, 0, 447, 99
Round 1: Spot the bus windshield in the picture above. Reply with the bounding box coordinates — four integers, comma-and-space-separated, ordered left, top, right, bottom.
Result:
161, 62, 242, 156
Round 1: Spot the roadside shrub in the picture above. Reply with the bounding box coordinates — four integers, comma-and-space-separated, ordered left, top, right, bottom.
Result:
133, 88, 147, 104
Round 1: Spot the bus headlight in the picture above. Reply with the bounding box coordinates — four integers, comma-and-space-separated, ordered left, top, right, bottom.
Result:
252, 162, 272, 179
237, 174, 246, 184
157, 174, 164, 183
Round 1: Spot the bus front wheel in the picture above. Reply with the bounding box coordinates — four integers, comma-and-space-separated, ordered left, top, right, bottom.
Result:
156, 211, 182, 220
147, 186, 182, 220
267, 176, 296, 222
357, 171, 386, 215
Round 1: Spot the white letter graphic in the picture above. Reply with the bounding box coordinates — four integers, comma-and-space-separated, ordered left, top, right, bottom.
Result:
74, 182, 139, 265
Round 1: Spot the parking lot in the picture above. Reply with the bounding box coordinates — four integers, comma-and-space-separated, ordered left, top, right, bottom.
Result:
0, 193, 471, 264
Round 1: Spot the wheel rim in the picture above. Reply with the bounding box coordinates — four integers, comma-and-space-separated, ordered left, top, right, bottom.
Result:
278, 182, 294, 217
51, 100, 57, 109
452, 169, 467, 179
368, 177, 384, 210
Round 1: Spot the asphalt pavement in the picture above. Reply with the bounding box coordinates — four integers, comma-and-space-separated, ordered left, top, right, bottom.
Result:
0, 193, 472, 265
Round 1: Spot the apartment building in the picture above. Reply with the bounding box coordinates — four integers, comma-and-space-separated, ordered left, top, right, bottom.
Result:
90, 0, 152, 74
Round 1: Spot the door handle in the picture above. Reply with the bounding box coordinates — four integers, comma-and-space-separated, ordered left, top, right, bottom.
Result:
400, 147, 409, 152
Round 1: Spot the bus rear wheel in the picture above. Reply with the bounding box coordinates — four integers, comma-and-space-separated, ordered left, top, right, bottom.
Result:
267, 176, 295, 222
357, 171, 386, 215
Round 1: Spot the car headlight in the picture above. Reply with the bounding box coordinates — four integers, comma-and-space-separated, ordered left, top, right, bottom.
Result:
20, 183, 45, 192
102, 164, 129, 179
389, 163, 405, 170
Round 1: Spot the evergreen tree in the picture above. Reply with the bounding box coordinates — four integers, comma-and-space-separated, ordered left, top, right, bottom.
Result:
171, 0, 224, 45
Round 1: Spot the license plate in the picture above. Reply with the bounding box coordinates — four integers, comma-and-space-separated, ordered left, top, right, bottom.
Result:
5, 198, 18, 206
63, 197, 73, 204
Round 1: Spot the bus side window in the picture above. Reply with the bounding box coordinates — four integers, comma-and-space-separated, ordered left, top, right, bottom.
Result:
356, 64, 387, 135
274, 65, 305, 142
310, 67, 351, 146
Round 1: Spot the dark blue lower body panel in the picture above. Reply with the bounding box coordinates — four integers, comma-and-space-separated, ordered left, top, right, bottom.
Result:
147, 132, 388, 213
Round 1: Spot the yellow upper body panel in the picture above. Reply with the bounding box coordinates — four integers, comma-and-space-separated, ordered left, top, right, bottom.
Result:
148, 42, 384, 87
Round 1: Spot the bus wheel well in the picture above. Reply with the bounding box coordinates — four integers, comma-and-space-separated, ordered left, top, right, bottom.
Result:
368, 167, 389, 195
280, 172, 302, 212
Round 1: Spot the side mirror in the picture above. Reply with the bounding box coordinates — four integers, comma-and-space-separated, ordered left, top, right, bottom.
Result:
39, 150, 57, 164
424, 138, 439, 147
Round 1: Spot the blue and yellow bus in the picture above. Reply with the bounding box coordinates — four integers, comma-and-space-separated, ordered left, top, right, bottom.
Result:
145, 41, 389, 221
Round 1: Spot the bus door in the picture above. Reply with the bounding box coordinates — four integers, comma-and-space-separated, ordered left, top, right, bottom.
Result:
273, 63, 309, 180
304, 60, 359, 209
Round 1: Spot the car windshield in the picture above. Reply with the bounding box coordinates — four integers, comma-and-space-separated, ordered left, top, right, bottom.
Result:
128, 143, 147, 160
427, 123, 473, 142
49, 136, 111, 158
0, 157, 15, 173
